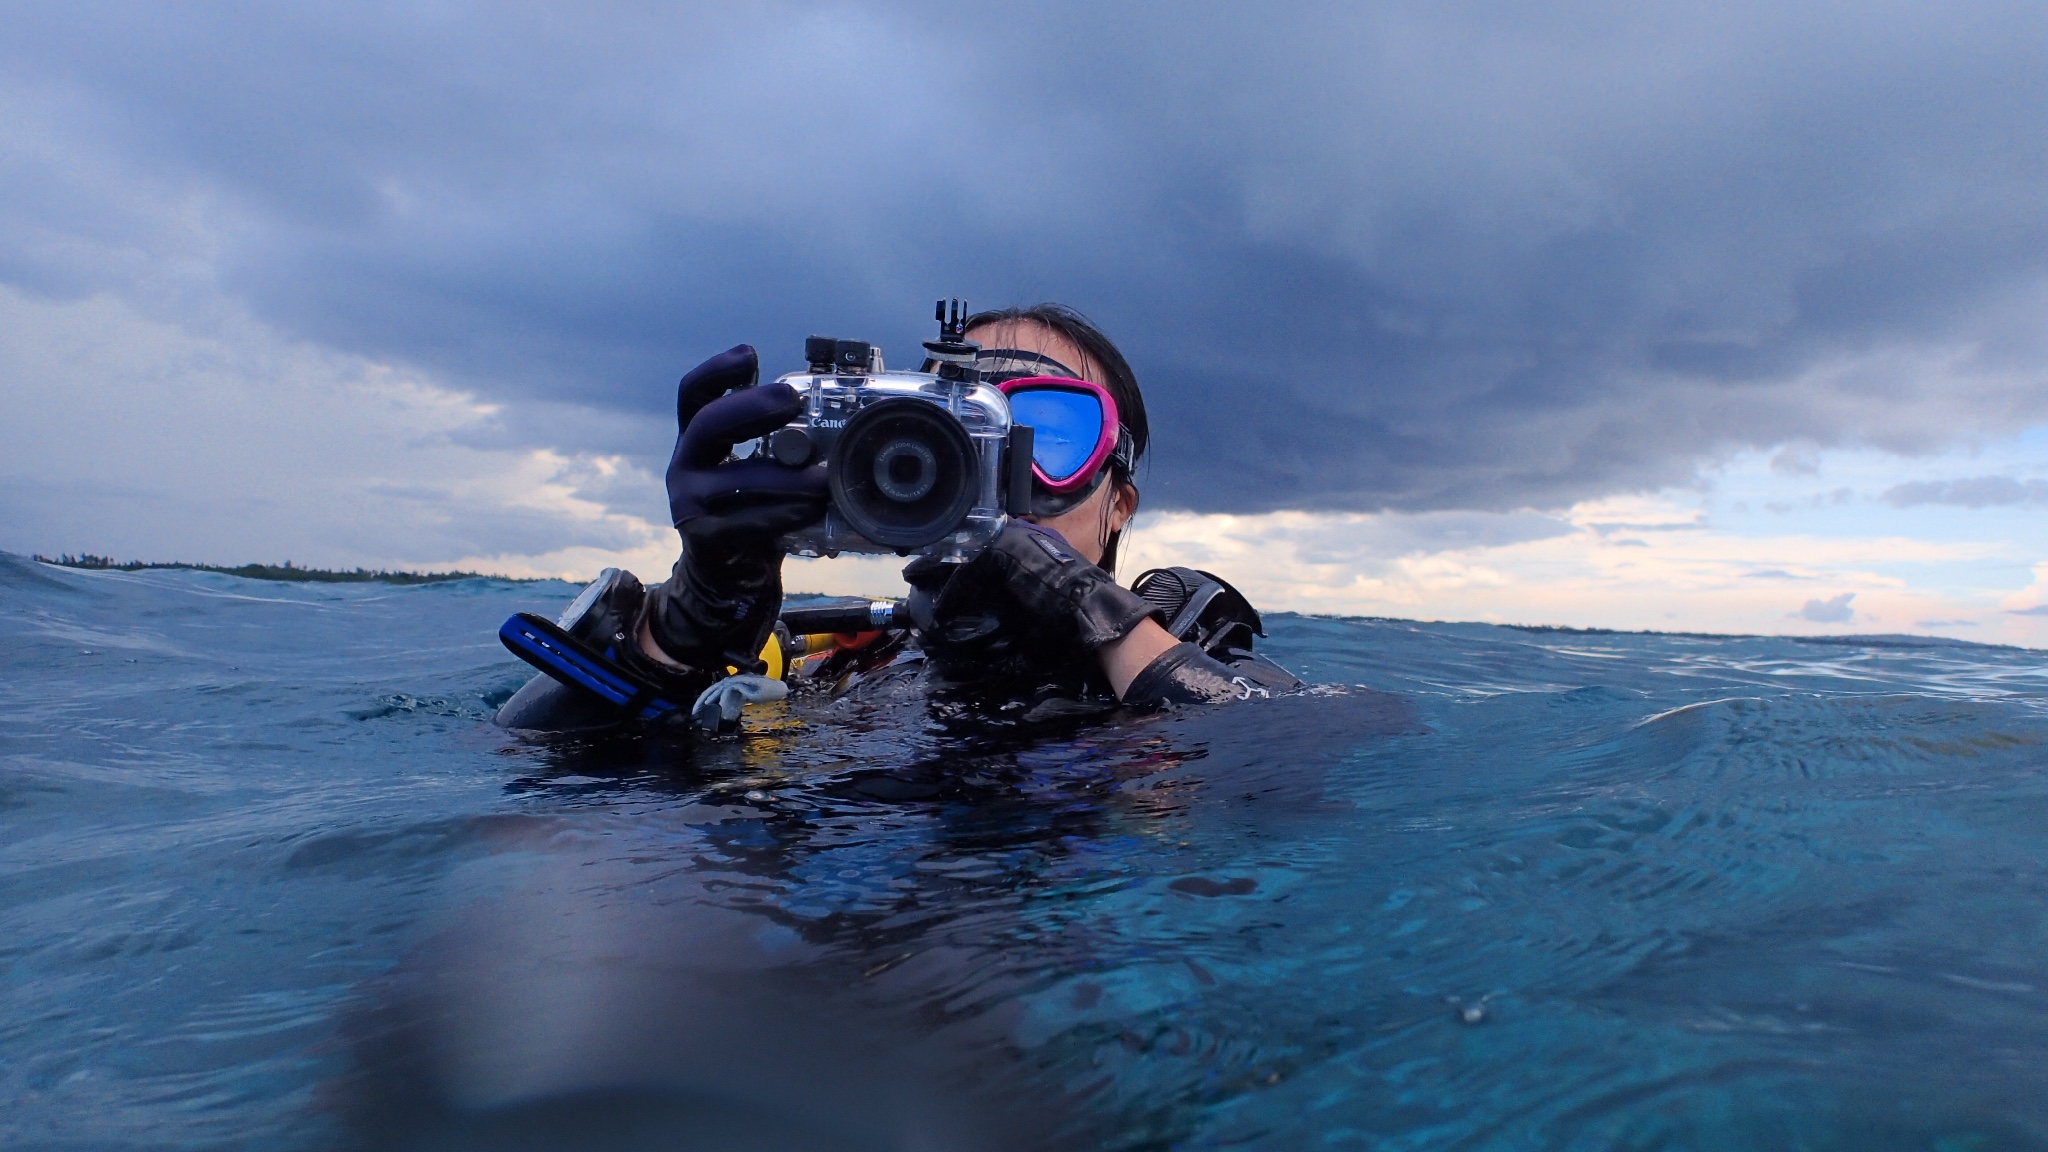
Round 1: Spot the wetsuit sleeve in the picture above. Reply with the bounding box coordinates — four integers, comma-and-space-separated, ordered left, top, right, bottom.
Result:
639, 547, 781, 678
1121, 641, 1302, 706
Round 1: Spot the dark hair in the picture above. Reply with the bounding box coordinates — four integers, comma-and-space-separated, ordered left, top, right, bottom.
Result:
965, 303, 1145, 575
963, 303, 1148, 469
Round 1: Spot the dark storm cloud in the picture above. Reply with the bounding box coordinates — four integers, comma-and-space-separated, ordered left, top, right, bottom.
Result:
5, 1, 2048, 514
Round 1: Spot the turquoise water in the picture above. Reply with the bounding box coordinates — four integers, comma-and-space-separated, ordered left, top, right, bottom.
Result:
6, 551, 2048, 1150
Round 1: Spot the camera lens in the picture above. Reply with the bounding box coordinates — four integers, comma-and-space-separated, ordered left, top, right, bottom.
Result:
828, 399, 977, 550
872, 438, 938, 502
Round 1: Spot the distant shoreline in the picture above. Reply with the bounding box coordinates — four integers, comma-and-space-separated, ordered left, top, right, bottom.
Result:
22, 553, 2028, 651
32, 553, 534, 585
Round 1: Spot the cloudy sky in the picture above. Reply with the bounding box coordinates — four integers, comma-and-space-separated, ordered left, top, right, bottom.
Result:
4, 1, 2047, 640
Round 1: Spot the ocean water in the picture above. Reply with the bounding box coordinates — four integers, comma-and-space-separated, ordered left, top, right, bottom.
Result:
6, 550, 2048, 1151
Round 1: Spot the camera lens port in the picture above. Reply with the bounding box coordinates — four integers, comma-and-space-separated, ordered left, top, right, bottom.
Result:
872, 438, 938, 502
828, 399, 977, 549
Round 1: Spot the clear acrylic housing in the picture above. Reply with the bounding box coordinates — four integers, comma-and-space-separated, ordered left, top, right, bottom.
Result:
766, 364, 1013, 562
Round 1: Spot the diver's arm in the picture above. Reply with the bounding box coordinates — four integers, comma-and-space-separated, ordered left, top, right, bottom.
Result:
638, 614, 682, 669
648, 344, 827, 675
635, 549, 780, 676
943, 519, 1166, 670
929, 522, 1291, 707
1114, 565, 1301, 705
1120, 641, 1287, 705
1101, 618, 1180, 697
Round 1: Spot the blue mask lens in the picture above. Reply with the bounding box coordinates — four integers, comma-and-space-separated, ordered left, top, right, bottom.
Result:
1008, 388, 1104, 481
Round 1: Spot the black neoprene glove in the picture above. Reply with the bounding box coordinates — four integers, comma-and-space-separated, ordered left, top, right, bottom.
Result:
641, 345, 826, 674
934, 521, 1163, 657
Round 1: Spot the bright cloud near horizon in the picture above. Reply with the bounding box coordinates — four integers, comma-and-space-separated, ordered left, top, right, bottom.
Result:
4, 2, 2048, 644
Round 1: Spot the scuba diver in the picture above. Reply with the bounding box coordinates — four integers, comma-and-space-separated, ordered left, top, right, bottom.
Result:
496, 304, 1299, 732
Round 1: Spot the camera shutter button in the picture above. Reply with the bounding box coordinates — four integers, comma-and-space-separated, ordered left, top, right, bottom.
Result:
767, 427, 814, 466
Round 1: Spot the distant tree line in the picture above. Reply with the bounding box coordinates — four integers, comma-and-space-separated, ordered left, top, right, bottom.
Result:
32, 554, 524, 584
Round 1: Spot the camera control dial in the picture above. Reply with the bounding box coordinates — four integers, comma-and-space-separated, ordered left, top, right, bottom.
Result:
766, 427, 814, 467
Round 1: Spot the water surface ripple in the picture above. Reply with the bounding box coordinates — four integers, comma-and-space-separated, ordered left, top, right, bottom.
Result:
5, 553, 2048, 1150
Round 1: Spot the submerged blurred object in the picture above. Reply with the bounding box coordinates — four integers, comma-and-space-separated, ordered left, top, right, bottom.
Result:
335, 851, 1065, 1152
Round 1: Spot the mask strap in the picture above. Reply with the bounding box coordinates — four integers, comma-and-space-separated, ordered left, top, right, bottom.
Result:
920, 348, 1084, 379
977, 349, 1080, 376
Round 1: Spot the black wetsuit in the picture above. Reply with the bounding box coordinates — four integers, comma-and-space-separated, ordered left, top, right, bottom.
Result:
496, 549, 1300, 732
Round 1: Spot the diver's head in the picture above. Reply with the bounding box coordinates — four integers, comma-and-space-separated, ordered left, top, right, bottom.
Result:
961, 304, 1146, 572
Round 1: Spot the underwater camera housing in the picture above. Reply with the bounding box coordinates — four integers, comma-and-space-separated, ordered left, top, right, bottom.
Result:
760, 300, 1035, 561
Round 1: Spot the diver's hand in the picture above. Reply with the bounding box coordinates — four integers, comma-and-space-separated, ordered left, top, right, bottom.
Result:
664, 345, 827, 556
644, 345, 826, 676
962, 521, 1164, 652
